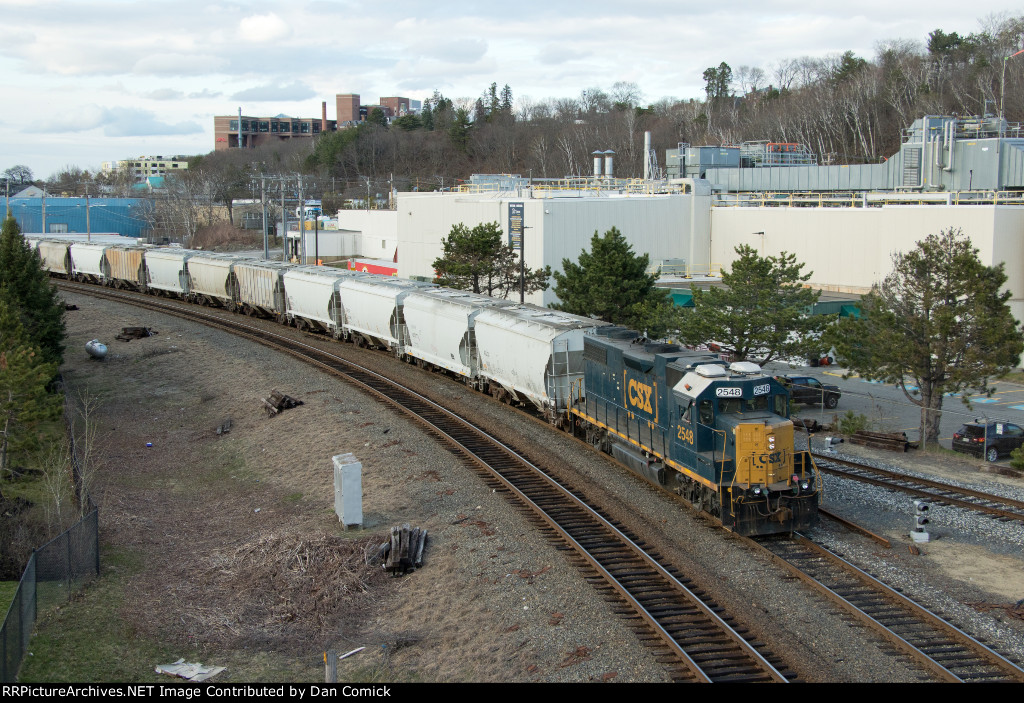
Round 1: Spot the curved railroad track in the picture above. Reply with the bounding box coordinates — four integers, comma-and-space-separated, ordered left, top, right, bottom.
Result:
745, 533, 1024, 682
61, 281, 794, 683
813, 452, 1024, 523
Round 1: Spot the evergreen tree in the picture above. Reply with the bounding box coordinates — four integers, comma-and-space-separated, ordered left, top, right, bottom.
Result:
549, 227, 675, 337
678, 244, 830, 364
0, 296, 60, 477
433, 222, 549, 298
0, 213, 65, 366
826, 228, 1024, 446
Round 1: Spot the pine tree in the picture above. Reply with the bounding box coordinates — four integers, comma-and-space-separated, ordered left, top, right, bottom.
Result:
433, 222, 549, 298
549, 227, 675, 337
827, 228, 1024, 446
678, 244, 830, 363
0, 296, 60, 477
0, 213, 65, 365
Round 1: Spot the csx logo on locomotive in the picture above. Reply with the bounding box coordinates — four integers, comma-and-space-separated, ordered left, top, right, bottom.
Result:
627, 378, 654, 413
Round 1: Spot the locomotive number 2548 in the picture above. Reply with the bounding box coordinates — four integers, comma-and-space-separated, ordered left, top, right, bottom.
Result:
676, 426, 694, 444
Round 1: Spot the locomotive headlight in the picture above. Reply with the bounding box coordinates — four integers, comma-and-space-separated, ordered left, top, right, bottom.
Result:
800, 480, 810, 491
751, 485, 763, 496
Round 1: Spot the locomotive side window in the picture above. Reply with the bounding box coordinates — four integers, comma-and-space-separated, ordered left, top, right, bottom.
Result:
699, 399, 714, 425
774, 394, 788, 416
681, 399, 693, 423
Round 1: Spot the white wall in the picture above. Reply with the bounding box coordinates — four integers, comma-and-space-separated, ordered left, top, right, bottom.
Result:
709, 205, 1022, 293
712, 205, 1024, 364
393, 191, 709, 305
334, 209, 399, 261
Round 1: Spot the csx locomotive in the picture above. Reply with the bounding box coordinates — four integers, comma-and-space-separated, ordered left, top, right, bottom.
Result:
570, 327, 819, 536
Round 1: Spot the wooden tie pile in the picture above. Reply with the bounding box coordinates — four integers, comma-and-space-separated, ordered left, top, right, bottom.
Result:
261, 390, 304, 417
849, 429, 912, 452
382, 524, 427, 575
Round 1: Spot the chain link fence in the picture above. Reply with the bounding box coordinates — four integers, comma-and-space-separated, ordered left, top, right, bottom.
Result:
1, 503, 98, 683
2, 380, 100, 683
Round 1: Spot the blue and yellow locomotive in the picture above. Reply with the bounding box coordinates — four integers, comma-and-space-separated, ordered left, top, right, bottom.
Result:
569, 327, 820, 536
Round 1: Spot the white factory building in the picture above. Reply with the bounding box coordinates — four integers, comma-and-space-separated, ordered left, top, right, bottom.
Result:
337, 185, 1024, 323
334, 116, 1024, 334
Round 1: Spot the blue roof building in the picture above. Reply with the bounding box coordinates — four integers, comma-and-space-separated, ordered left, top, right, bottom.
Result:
5, 197, 152, 238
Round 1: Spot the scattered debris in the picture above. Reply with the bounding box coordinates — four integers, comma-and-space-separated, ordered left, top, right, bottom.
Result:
216, 418, 232, 435
908, 544, 921, 556
560, 646, 592, 668
155, 658, 225, 682
116, 326, 157, 342
601, 672, 618, 682
378, 523, 427, 575
549, 612, 564, 626
64, 304, 79, 311
262, 390, 304, 416
792, 417, 823, 432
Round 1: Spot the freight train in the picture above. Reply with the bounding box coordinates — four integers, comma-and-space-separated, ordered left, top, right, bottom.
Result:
30, 238, 820, 536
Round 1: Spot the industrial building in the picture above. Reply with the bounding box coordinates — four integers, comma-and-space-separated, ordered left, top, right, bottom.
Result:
667, 115, 1024, 193
6, 196, 151, 238
334, 114, 1024, 342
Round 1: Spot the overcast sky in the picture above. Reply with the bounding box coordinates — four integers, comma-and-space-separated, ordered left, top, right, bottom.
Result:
3, 1, 1023, 180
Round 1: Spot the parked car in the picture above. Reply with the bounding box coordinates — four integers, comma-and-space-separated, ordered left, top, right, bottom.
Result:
952, 421, 1024, 462
775, 375, 841, 409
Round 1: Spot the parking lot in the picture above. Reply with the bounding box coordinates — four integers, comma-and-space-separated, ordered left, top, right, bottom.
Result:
765, 362, 1024, 453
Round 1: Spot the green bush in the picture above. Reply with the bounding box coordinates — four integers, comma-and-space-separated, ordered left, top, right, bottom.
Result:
1009, 446, 1024, 470
836, 410, 869, 435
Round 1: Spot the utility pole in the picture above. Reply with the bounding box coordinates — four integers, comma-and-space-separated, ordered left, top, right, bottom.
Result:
261, 176, 268, 259
280, 181, 287, 263
85, 185, 91, 242
298, 175, 305, 264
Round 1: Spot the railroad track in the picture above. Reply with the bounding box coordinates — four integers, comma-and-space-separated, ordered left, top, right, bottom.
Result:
749, 534, 1024, 682
813, 452, 1024, 523
62, 282, 794, 683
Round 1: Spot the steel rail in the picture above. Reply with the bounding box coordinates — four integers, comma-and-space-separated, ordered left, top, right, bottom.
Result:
813, 453, 1024, 522
747, 533, 1024, 683
61, 281, 790, 683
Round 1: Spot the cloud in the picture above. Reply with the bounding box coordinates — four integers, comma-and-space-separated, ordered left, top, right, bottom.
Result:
238, 13, 291, 42
231, 81, 317, 101
132, 53, 229, 77
410, 38, 489, 64
34, 106, 202, 137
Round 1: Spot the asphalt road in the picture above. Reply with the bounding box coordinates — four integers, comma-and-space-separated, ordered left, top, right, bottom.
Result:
764, 362, 1024, 452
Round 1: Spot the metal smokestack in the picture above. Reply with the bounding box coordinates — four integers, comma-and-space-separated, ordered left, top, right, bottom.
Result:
604, 150, 615, 179
644, 132, 652, 180
592, 150, 603, 178
322, 102, 328, 133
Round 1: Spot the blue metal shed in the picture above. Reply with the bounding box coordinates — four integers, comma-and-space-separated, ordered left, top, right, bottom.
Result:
6, 197, 152, 238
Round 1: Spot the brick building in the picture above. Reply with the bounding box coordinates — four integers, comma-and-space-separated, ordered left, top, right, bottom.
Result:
214, 94, 416, 150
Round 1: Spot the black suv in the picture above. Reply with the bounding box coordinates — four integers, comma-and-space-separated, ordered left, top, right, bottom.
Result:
952, 421, 1024, 462
775, 375, 841, 409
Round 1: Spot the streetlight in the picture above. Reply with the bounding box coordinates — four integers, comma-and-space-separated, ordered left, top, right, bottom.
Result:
998, 49, 1024, 191
754, 231, 765, 254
